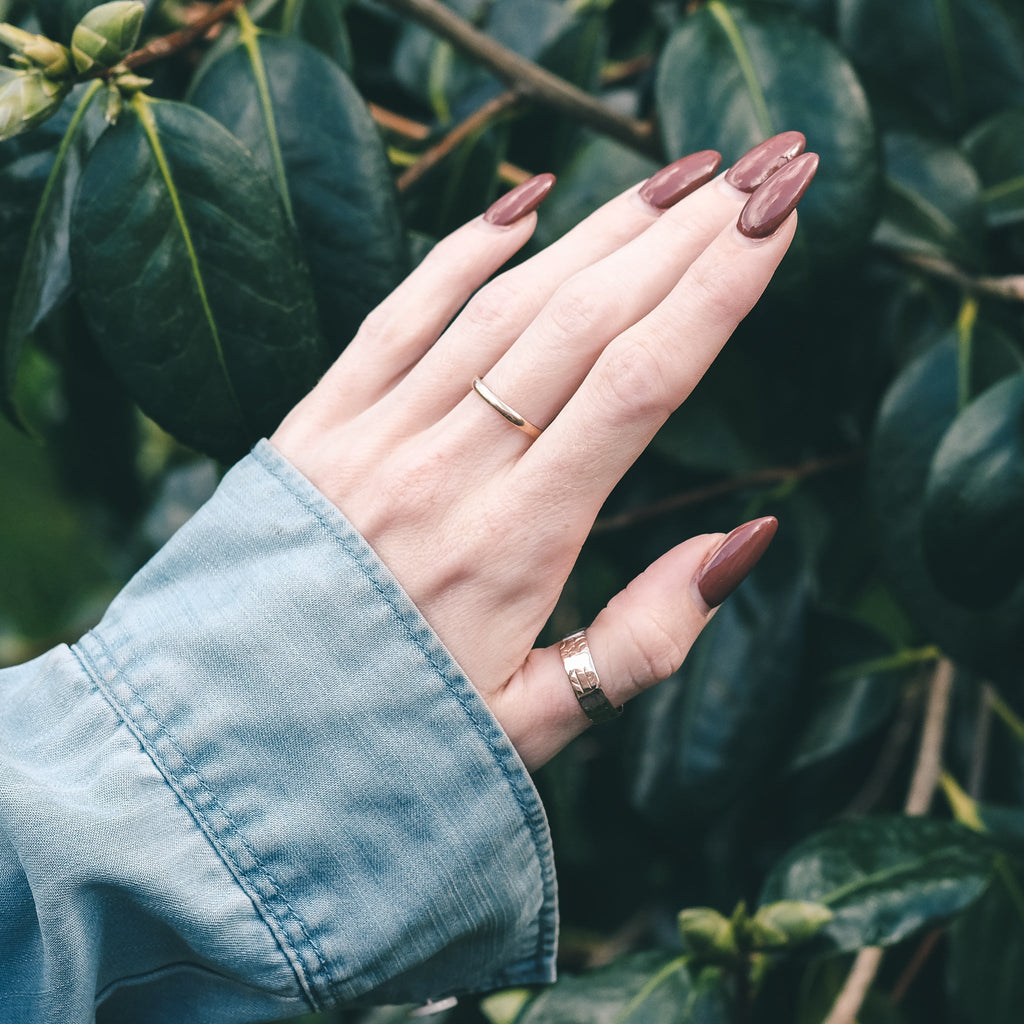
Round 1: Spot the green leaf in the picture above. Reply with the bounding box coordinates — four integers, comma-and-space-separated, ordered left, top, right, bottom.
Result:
189, 33, 408, 354
2, 79, 103, 428
948, 861, 1024, 1024
748, 900, 834, 949
282, 0, 352, 71
873, 131, 985, 269
514, 952, 731, 1024
70, 96, 324, 462
922, 373, 1024, 607
962, 108, 1024, 228
868, 327, 1024, 682
654, 0, 881, 274
628, 537, 807, 823
761, 816, 995, 952
786, 612, 909, 773
838, 0, 1024, 133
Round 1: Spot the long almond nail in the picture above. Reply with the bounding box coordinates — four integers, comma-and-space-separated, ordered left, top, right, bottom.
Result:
639, 150, 722, 209
483, 173, 556, 226
695, 516, 778, 608
737, 152, 818, 239
724, 130, 806, 192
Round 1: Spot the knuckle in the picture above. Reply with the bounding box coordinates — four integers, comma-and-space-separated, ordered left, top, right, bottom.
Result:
627, 612, 686, 688
459, 274, 523, 335
545, 276, 621, 341
598, 338, 671, 418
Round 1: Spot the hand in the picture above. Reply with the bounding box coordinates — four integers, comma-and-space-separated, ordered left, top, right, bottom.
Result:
271, 133, 818, 770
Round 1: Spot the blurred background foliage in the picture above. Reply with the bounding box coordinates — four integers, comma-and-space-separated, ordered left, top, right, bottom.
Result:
2, 0, 1024, 1020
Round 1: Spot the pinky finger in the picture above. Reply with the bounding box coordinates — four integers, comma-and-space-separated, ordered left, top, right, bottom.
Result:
499, 517, 778, 771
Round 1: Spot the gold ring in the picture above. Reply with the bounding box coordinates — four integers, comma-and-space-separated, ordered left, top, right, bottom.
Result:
471, 378, 542, 440
558, 629, 622, 725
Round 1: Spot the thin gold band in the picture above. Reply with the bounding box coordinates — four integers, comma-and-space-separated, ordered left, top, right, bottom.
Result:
471, 377, 542, 440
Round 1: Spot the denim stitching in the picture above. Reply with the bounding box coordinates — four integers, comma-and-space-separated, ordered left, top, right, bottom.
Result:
255, 445, 558, 973
73, 637, 329, 1011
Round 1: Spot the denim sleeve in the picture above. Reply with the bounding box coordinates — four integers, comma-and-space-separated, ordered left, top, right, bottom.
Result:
0, 440, 557, 1023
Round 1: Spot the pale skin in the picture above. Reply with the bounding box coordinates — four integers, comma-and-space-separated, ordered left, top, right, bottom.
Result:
271, 166, 800, 772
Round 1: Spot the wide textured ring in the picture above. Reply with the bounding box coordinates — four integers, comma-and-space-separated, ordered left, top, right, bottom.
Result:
559, 629, 623, 725
471, 377, 542, 440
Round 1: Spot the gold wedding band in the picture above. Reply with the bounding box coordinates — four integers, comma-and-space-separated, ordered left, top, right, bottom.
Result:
559, 629, 622, 725
471, 377, 542, 440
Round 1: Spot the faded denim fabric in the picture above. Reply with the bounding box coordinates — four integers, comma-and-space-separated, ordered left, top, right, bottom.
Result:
0, 440, 557, 1023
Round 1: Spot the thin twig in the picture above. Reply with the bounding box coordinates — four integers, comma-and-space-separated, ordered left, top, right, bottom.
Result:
369, 101, 532, 185
823, 658, 955, 1024
890, 928, 944, 1005
123, 0, 246, 70
396, 88, 523, 191
373, 0, 660, 158
889, 250, 1024, 304
592, 450, 860, 534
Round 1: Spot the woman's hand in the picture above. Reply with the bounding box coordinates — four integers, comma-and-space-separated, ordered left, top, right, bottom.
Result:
271, 133, 818, 771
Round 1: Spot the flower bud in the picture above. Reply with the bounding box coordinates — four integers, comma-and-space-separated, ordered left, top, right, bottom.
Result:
677, 907, 738, 963
0, 68, 70, 140
0, 24, 73, 78
71, 1, 145, 73
747, 900, 834, 950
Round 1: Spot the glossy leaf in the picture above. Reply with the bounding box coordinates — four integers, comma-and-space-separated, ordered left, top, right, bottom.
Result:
70, 97, 324, 462
761, 816, 995, 951
922, 374, 1024, 607
873, 131, 985, 269
190, 33, 407, 353
655, 0, 881, 273
2, 80, 103, 428
962, 108, 1024, 228
628, 540, 807, 823
786, 612, 904, 773
868, 327, 1024, 681
838, 0, 1024, 133
515, 952, 731, 1024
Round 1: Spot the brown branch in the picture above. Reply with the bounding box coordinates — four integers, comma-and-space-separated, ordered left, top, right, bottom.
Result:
823, 659, 955, 1024
373, 0, 660, 159
122, 0, 245, 70
591, 450, 861, 534
396, 88, 524, 191
890, 928, 944, 1005
889, 249, 1024, 304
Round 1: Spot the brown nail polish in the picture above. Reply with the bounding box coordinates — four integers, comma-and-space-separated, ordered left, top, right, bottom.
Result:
737, 152, 818, 239
695, 516, 778, 608
639, 150, 722, 209
483, 173, 556, 226
724, 130, 806, 193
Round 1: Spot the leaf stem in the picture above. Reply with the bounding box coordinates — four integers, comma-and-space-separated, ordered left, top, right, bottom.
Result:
956, 294, 977, 411
235, 4, 294, 223
823, 645, 940, 684
372, 0, 659, 159
983, 683, 1024, 744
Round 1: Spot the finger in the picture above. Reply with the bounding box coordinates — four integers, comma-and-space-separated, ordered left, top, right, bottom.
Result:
496, 517, 778, 771
314, 174, 555, 417
526, 155, 819, 520
366, 151, 724, 431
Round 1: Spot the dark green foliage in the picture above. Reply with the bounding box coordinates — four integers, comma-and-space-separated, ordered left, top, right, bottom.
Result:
2, 1, 1024, 1021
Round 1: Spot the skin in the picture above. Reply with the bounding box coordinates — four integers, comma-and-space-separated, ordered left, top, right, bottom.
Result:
271, 166, 800, 771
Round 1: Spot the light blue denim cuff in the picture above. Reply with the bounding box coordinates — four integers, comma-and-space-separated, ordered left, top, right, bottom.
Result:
73, 440, 558, 1009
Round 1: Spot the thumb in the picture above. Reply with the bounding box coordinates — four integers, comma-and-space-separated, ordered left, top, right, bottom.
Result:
501, 517, 778, 770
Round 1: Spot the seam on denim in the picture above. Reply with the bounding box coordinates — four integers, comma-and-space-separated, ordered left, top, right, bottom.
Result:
72, 638, 327, 1012
255, 444, 559, 979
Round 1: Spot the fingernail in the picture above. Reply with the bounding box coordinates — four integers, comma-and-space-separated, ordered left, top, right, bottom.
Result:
724, 130, 806, 193
737, 152, 818, 239
483, 173, 556, 226
638, 150, 722, 209
695, 516, 778, 608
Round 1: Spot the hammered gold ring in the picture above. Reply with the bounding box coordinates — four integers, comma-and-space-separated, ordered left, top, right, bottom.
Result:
471, 377, 542, 440
558, 629, 623, 725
